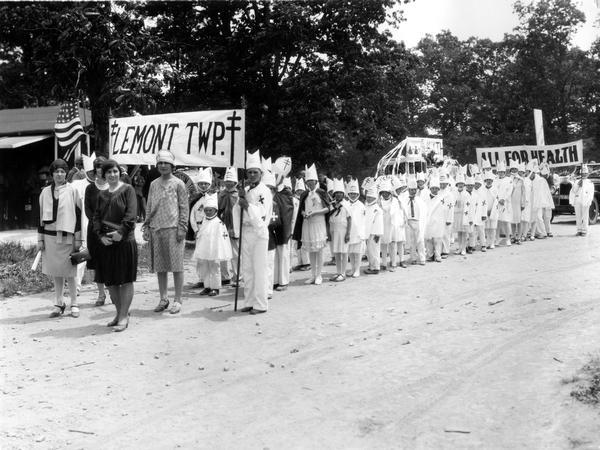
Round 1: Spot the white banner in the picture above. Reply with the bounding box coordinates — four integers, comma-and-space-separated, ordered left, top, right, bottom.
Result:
476, 140, 583, 168
109, 110, 245, 167
405, 137, 443, 161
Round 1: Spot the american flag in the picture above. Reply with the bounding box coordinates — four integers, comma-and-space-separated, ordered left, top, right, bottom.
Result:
55, 101, 85, 154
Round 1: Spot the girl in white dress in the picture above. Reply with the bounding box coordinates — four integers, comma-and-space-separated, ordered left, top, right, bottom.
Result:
328, 179, 352, 281
346, 179, 366, 278
298, 164, 329, 285
193, 194, 232, 296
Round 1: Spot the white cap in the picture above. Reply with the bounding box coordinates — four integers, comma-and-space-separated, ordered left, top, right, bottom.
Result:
346, 179, 360, 194
204, 193, 218, 210
416, 172, 426, 182
197, 167, 212, 184
365, 186, 378, 198
397, 174, 407, 187
429, 177, 440, 189
465, 175, 474, 185
474, 173, 483, 185
496, 160, 506, 172
509, 159, 519, 170
439, 173, 447, 183
362, 176, 375, 191
224, 167, 238, 183
483, 171, 495, 181
326, 178, 334, 192
82, 153, 95, 172
295, 178, 306, 191
540, 163, 550, 176
305, 164, 318, 181
332, 178, 345, 194
481, 159, 492, 170
391, 176, 401, 191
455, 171, 465, 184
156, 149, 175, 165
378, 178, 392, 193
246, 150, 262, 171
262, 170, 276, 188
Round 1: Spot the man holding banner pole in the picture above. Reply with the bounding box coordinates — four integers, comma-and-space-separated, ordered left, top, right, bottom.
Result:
238, 150, 272, 315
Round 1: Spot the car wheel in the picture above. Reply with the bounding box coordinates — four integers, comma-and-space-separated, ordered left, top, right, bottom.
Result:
589, 197, 599, 225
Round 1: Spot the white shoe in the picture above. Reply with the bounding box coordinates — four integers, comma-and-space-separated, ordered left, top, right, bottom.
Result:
352, 271, 360, 278
314, 277, 322, 285
304, 278, 315, 285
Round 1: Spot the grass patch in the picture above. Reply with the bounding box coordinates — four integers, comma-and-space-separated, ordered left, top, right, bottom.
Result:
1, 241, 151, 298
570, 356, 600, 406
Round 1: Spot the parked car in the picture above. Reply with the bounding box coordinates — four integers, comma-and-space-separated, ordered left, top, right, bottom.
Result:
551, 163, 600, 225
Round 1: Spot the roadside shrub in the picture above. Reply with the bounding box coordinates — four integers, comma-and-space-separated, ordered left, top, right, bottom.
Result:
0, 242, 52, 297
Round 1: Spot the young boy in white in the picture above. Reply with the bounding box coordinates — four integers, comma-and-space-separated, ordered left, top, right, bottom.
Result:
378, 177, 403, 271
364, 185, 384, 274
393, 175, 409, 268
469, 174, 488, 252
189, 167, 213, 288
401, 177, 427, 265
346, 179, 366, 278
424, 175, 448, 262
483, 172, 499, 249
569, 164, 595, 236
193, 194, 232, 296
495, 161, 514, 246
452, 171, 472, 255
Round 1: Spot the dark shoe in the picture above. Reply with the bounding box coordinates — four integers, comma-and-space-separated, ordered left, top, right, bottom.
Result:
190, 281, 204, 289
154, 298, 169, 312
547, 233, 553, 237
94, 295, 106, 307
299, 265, 311, 271
199, 288, 212, 296
240, 306, 253, 313
273, 284, 279, 290
208, 289, 219, 296
49, 304, 66, 318
107, 317, 119, 327
364, 268, 379, 275
249, 309, 267, 315
399, 262, 408, 268
275, 285, 288, 291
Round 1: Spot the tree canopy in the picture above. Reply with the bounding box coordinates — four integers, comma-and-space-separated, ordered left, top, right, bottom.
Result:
0, 0, 598, 172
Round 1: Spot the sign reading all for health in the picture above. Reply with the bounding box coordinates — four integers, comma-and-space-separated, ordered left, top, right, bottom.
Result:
109, 110, 244, 167
476, 140, 583, 168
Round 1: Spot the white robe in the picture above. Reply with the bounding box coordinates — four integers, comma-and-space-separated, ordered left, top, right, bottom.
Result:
424, 194, 448, 239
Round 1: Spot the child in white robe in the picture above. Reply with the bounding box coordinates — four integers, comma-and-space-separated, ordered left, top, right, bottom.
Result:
328, 179, 352, 281
453, 173, 472, 255
364, 186, 383, 274
193, 194, 232, 296
378, 178, 402, 271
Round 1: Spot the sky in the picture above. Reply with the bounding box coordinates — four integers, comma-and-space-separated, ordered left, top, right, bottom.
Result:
391, 0, 599, 50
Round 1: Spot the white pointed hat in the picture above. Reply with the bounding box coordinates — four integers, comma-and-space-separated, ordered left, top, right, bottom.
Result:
455, 171, 466, 184
326, 178, 334, 192
83, 153, 95, 172
496, 160, 506, 172
262, 170, 276, 188
378, 178, 392, 193
481, 158, 492, 170
204, 193, 218, 210
429, 176, 440, 189
261, 156, 272, 173
474, 173, 483, 185
416, 172, 426, 182
197, 167, 212, 184
346, 178, 360, 194
362, 176, 375, 191
246, 150, 262, 171
407, 176, 418, 189
391, 176, 402, 191
397, 174, 407, 187
509, 159, 519, 170
294, 178, 306, 191
332, 178, 345, 194
305, 164, 318, 181
224, 167, 238, 183
365, 185, 378, 198
281, 176, 292, 190
483, 171, 495, 181
465, 175, 475, 185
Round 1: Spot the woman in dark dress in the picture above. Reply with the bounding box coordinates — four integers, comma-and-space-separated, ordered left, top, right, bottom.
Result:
93, 159, 138, 332
84, 156, 108, 306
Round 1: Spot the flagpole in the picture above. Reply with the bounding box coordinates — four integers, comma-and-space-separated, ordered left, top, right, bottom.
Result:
234, 151, 247, 312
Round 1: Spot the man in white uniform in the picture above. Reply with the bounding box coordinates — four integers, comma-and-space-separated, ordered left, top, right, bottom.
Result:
239, 151, 273, 314
569, 164, 595, 236
401, 177, 427, 265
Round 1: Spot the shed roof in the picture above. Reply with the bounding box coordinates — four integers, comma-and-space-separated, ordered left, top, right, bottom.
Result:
0, 105, 92, 136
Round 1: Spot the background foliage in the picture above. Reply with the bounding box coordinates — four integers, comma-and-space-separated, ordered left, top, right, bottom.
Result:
0, 0, 598, 175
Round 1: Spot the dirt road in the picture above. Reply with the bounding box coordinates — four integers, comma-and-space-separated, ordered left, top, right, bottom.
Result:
2, 218, 599, 449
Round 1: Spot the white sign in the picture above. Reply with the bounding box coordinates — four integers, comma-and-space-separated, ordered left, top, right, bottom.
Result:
405, 137, 443, 161
476, 140, 583, 168
109, 110, 244, 167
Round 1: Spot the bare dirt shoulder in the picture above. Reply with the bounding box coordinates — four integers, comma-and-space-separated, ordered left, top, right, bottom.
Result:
1, 220, 599, 449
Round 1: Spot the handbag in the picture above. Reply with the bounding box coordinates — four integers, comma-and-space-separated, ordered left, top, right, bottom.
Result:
70, 248, 91, 265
